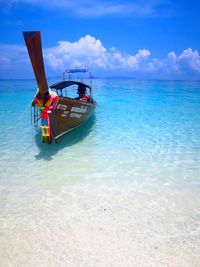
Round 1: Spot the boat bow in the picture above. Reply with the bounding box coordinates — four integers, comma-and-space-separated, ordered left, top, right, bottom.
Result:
23, 31, 49, 105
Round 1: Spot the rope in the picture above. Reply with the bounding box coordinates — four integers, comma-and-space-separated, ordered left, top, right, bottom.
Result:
0, 100, 32, 144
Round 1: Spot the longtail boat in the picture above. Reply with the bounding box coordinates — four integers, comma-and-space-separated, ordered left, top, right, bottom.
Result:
23, 31, 96, 143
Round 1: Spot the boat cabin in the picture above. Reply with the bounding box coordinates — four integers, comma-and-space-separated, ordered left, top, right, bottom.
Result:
50, 80, 92, 101
50, 68, 93, 102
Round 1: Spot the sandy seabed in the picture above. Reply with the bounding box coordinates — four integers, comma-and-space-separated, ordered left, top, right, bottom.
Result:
0, 179, 200, 267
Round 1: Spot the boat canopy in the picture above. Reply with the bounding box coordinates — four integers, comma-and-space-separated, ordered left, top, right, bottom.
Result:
50, 80, 91, 91
64, 68, 89, 74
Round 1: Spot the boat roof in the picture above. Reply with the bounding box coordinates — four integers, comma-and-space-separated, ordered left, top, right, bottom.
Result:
64, 68, 89, 74
50, 80, 91, 90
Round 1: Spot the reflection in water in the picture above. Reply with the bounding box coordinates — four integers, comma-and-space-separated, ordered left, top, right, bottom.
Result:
34, 115, 96, 160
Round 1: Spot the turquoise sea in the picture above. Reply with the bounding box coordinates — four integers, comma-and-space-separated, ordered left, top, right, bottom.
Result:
0, 79, 200, 266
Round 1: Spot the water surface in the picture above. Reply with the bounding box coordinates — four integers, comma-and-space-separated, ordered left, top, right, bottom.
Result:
0, 79, 200, 266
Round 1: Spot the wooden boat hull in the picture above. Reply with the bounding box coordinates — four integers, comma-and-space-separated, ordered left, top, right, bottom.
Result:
49, 97, 96, 141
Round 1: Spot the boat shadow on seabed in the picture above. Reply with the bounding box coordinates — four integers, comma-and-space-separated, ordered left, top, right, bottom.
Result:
34, 115, 96, 160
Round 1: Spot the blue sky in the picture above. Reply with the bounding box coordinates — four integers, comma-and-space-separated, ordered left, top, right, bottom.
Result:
0, 0, 200, 79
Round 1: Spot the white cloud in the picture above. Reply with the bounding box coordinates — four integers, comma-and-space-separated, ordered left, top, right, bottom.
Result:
148, 49, 200, 78
0, 44, 26, 68
45, 53, 65, 70
43, 36, 149, 74
179, 48, 200, 73
123, 49, 151, 70
0, 35, 200, 79
167, 51, 179, 71
44, 36, 151, 73
43, 36, 200, 79
152, 51, 180, 75
3, 0, 169, 17
44, 35, 108, 71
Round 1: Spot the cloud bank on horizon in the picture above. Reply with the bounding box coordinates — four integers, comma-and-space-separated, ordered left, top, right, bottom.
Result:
1, 0, 200, 79
0, 35, 200, 80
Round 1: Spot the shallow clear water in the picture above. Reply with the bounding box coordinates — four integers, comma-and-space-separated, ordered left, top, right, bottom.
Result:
0, 79, 200, 266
